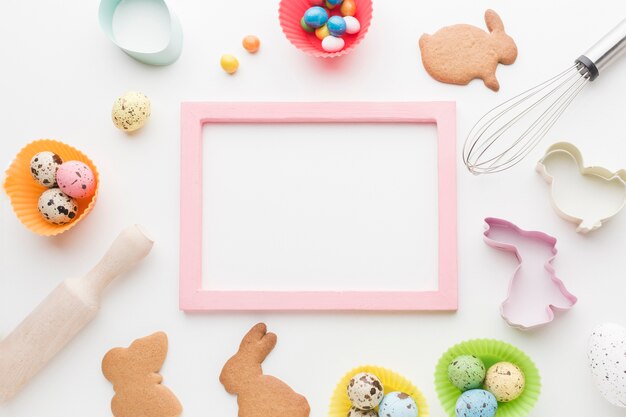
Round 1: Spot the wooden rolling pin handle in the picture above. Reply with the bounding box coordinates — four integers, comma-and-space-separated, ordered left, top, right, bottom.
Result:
83, 225, 154, 295
0, 225, 154, 403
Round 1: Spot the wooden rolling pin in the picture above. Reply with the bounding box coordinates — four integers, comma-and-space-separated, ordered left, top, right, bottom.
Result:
0, 225, 154, 402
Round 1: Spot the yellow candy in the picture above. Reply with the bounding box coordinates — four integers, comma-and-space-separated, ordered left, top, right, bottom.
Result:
220, 54, 239, 74
340, 0, 356, 16
325, 0, 336, 9
315, 24, 330, 40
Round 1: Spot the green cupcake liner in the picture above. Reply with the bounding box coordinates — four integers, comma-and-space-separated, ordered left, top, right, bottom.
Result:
434, 339, 541, 417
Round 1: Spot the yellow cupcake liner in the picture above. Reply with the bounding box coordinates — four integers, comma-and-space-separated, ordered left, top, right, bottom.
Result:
434, 339, 541, 417
329, 365, 429, 417
3, 139, 99, 236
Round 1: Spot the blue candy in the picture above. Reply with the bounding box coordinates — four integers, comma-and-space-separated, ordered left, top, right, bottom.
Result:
303, 6, 328, 29
326, 16, 347, 36
455, 389, 497, 417
326, 0, 343, 4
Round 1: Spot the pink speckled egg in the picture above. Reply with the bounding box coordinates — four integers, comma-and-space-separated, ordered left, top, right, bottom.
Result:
56, 161, 96, 199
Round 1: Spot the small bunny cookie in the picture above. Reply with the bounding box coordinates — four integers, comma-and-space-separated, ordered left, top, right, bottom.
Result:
220, 323, 311, 417
102, 332, 182, 417
419, 9, 518, 91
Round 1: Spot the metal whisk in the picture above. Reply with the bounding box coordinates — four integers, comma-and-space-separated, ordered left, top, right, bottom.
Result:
464, 18, 626, 175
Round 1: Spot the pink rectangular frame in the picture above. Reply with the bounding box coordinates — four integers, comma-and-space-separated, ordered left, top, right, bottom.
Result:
180, 102, 457, 311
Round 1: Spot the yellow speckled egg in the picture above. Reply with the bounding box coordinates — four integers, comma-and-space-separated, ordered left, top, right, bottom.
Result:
484, 361, 525, 402
111, 91, 151, 132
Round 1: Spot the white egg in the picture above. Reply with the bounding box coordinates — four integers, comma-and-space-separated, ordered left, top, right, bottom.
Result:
588, 323, 626, 407
343, 16, 361, 34
322, 36, 345, 53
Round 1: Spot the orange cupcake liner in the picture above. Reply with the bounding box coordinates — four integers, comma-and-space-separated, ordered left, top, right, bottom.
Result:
3, 139, 99, 236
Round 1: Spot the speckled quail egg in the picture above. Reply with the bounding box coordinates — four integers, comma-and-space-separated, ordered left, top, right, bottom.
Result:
30, 151, 63, 187
347, 372, 384, 410
111, 91, 151, 132
38, 188, 78, 224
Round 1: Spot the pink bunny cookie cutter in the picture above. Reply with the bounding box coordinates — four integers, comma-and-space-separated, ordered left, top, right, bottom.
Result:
483, 218, 577, 330
537, 142, 626, 233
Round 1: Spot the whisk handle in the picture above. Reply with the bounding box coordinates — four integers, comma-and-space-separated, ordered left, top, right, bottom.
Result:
577, 18, 626, 80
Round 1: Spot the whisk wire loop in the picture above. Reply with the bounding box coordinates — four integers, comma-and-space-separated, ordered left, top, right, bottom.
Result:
463, 64, 590, 174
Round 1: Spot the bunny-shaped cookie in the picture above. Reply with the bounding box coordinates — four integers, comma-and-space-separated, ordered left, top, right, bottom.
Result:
220, 323, 311, 417
419, 9, 517, 91
102, 332, 182, 417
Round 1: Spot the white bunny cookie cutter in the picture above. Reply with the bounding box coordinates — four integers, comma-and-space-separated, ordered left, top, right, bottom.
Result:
98, 0, 183, 66
537, 142, 626, 233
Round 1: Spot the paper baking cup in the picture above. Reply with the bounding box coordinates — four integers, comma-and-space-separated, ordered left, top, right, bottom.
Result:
329, 365, 429, 417
434, 339, 541, 417
279, 0, 373, 58
3, 139, 99, 236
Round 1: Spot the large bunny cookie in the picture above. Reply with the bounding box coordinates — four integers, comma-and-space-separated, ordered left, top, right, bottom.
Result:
220, 323, 311, 417
419, 9, 517, 91
102, 332, 182, 417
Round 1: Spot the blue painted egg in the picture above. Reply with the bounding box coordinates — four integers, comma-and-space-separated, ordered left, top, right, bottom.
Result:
326, 0, 343, 4
326, 16, 347, 36
303, 6, 328, 29
378, 392, 418, 417
454, 389, 497, 417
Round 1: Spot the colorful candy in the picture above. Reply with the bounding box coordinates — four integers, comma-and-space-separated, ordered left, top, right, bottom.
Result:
327, 16, 347, 36
340, 0, 356, 16
300, 17, 314, 33
344, 16, 361, 34
303, 6, 328, 28
242, 35, 260, 53
322, 35, 345, 52
220, 54, 239, 74
315, 25, 330, 40
300, 1, 358, 52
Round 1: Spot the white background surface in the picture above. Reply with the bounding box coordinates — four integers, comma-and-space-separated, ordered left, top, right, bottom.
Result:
1, 1, 626, 416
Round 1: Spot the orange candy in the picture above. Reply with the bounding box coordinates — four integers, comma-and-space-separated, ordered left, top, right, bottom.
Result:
340, 0, 356, 16
242, 35, 261, 53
